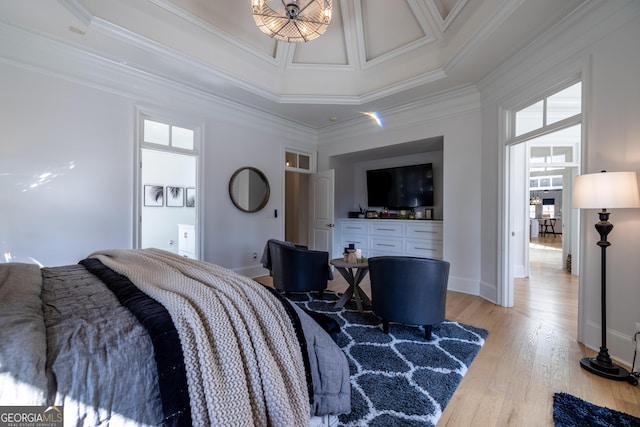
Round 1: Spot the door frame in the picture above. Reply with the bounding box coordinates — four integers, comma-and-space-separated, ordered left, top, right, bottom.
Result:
499, 74, 586, 341
134, 108, 204, 259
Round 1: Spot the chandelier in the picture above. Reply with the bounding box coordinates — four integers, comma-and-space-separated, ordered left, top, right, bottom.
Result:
251, 0, 332, 43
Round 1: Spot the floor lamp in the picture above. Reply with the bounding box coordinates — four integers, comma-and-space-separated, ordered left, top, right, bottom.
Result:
572, 170, 640, 381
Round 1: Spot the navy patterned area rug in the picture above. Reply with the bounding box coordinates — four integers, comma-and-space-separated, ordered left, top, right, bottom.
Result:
291, 292, 488, 427
553, 392, 640, 427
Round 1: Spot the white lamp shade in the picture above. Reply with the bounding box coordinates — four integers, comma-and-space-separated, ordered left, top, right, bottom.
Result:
572, 171, 640, 209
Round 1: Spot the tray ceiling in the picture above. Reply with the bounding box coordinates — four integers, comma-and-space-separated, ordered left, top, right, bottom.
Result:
0, 0, 588, 129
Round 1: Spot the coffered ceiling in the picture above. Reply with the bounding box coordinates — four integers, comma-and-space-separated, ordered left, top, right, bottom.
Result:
0, 0, 588, 129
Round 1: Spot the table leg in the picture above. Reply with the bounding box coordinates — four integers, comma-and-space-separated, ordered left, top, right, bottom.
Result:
353, 268, 371, 307
334, 266, 371, 310
334, 267, 355, 308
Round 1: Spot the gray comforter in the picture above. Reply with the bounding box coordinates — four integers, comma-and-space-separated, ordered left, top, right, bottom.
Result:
0, 260, 350, 426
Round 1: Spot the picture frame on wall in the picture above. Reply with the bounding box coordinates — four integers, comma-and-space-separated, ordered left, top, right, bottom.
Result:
144, 185, 164, 207
166, 186, 184, 207
185, 187, 195, 207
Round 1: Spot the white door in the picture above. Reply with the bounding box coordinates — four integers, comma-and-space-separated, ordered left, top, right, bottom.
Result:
308, 169, 334, 254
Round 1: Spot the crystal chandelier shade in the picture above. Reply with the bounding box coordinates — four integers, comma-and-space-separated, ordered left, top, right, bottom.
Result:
251, 0, 332, 43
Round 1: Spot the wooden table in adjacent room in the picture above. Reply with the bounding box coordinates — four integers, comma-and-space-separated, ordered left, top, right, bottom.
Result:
330, 258, 371, 312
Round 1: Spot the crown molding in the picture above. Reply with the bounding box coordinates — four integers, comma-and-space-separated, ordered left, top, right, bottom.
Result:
426, 0, 470, 33
478, 0, 636, 107
148, 0, 279, 65
0, 21, 316, 140
443, 0, 527, 75
57, 0, 93, 26
90, 17, 282, 103
318, 85, 480, 144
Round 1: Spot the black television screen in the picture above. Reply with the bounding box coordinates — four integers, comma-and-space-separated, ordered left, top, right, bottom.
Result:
366, 163, 434, 209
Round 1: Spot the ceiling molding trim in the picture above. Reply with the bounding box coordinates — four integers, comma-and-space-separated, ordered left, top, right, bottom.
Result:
477, 0, 625, 107
57, 0, 93, 26
361, 35, 436, 70
317, 85, 480, 143
283, 29, 354, 70
278, 93, 362, 105
376, 84, 480, 130
148, 0, 279, 65
340, 0, 362, 72
426, 0, 469, 33
91, 18, 283, 102
359, 68, 448, 104
273, 66, 448, 105
284, 61, 355, 71
442, 0, 527, 74
356, 0, 437, 69
407, 0, 438, 40
353, 0, 368, 70
0, 22, 317, 139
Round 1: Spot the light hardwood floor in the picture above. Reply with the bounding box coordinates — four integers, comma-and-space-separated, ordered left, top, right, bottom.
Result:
258, 235, 640, 425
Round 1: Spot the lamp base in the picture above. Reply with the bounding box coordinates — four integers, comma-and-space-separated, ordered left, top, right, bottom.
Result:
580, 356, 630, 381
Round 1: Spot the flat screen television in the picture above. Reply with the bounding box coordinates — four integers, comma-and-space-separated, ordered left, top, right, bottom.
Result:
366, 163, 434, 209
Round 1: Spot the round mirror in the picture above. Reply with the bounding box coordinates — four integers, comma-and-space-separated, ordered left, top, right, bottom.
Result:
229, 167, 270, 213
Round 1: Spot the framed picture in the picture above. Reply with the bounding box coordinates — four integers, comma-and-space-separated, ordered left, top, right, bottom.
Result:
424, 208, 434, 220
185, 187, 195, 207
144, 185, 164, 207
166, 186, 184, 207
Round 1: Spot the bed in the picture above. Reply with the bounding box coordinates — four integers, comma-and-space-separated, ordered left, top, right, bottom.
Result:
0, 248, 350, 426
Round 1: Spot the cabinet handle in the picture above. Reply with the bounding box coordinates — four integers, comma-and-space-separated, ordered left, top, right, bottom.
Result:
376, 243, 396, 247
184, 232, 188, 238
377, 228, 396, 231
413, 230, 436, 234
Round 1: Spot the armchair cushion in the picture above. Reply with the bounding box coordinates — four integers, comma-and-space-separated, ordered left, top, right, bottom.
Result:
263, 240, 332, 296
368, 256, 449, 339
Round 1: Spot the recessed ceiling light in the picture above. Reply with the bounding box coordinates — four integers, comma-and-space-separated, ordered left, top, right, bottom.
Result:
68, 26, 85, 35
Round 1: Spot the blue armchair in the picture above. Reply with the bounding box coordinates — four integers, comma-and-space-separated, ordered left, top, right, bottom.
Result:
368, 256, 450, 340
262, 239, 332, 299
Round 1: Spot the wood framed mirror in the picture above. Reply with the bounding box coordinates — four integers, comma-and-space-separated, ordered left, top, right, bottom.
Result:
228, 167, 270, 213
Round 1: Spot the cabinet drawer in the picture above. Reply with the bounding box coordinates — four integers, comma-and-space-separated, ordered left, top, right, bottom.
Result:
341, 236, 369, 250
371, 222, 404, 237
370, 237, 404, 254
406, 222, 442, 239
405, 239, 442, 259
341, 221, 370, 235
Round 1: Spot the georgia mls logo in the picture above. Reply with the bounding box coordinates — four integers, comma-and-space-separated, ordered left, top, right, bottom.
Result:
0, 405, 63, 427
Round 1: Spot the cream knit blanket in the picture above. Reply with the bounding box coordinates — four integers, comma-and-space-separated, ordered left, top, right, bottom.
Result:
90, 248, 310, 427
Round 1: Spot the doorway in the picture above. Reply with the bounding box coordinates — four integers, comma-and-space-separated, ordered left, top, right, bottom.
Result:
136, 113, 201, 258
140, 148, 197, 255
285, 170, 309, 246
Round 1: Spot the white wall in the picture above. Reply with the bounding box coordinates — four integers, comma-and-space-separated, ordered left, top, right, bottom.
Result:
318, 89, 483, 296
0, 59, 316, 272
478, 0, 640, 365
0, 66, 133, 266
580, 3, 640, 363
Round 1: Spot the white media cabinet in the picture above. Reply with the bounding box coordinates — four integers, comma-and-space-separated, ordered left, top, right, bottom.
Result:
339, 219, 443, 259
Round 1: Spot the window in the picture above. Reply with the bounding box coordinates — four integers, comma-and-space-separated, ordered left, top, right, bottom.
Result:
515, 82, 581, 137
285, 150, 312, 172
143, 119, 194, 150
